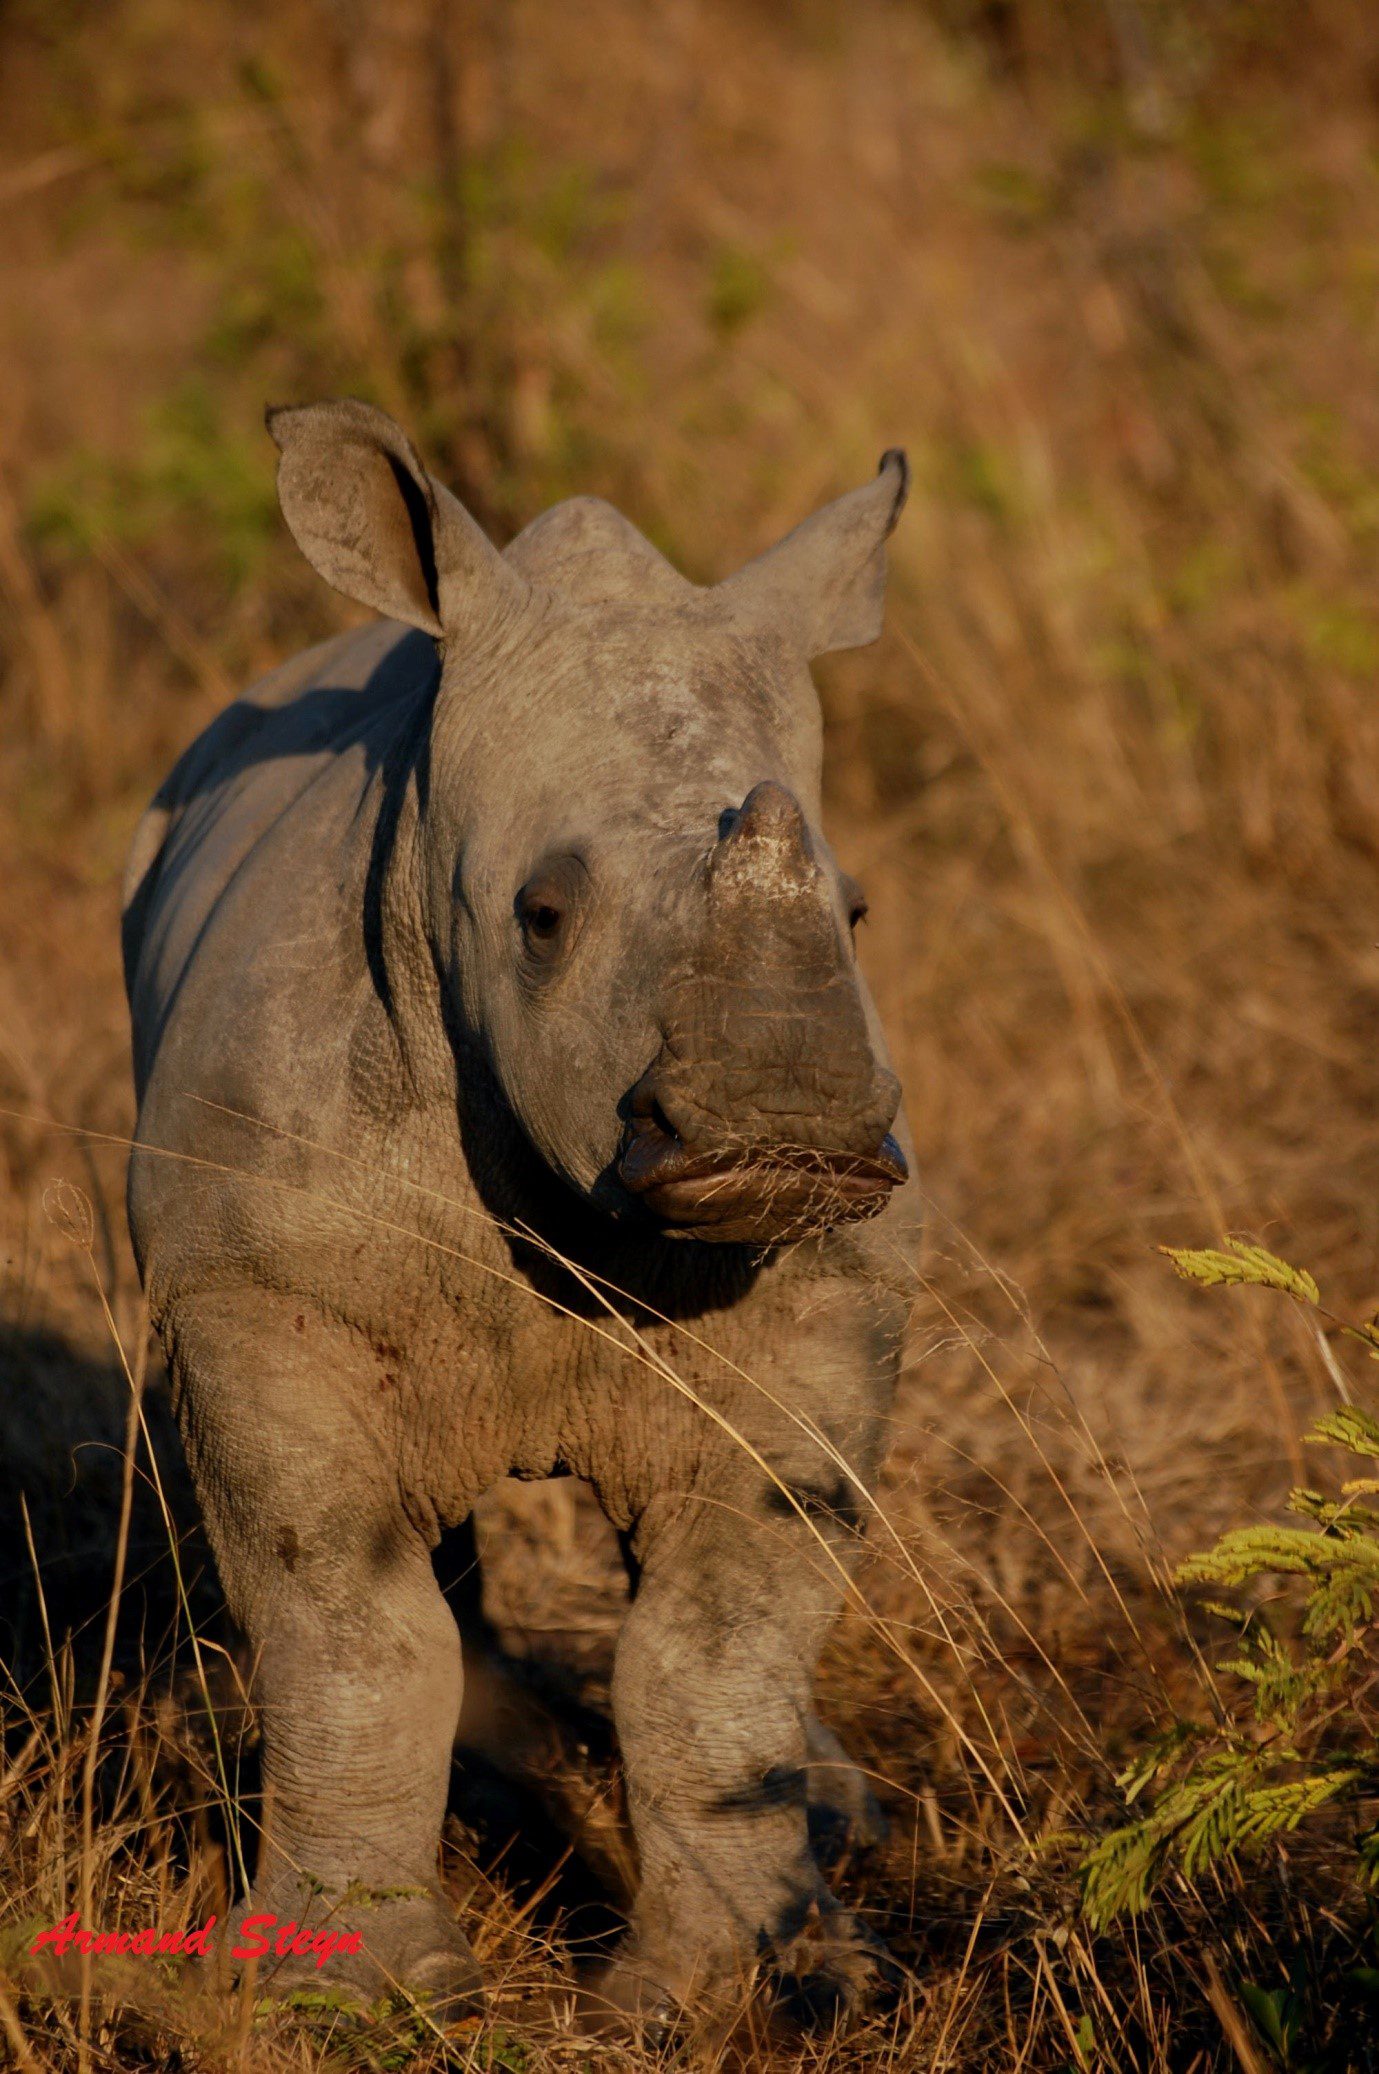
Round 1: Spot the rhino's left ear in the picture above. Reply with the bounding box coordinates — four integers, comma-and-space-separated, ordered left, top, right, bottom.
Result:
718, 450, 909, 658
266, 397, 526, 642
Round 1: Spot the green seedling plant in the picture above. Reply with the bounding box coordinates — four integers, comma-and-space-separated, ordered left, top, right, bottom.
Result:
1081, 1240, 1379, 1938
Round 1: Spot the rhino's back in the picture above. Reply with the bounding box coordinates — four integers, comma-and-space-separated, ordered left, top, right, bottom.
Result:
123, 621, 435, 1097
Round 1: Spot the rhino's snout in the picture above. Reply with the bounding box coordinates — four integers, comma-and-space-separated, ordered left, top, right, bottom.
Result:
617, 779, 906, 1244
617, 1073, 906, 1246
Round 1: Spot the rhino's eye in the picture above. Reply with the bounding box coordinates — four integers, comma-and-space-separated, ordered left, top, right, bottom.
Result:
840, 874, 869, 933
516, 857, 585, 969
518, 887, 566, 957
526, 902, 561, 939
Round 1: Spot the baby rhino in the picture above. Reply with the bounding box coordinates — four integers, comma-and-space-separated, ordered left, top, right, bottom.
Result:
122, 399, 918, 2027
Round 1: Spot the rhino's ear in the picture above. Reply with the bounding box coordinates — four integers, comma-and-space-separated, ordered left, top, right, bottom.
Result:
718, 450, 909, 657
266, 397, 525, 640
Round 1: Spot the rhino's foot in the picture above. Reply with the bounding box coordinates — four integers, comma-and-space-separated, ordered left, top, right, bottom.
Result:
763, 1899, 895, 2029
391, 1939, 486, 2025
232, 1878, 483, 2023
586, 1901, 892, 2041
580, 1945, 684, 2044
804, 1717, 888, 1862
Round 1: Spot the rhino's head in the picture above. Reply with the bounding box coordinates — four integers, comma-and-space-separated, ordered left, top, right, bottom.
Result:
269, 399, 910, 1247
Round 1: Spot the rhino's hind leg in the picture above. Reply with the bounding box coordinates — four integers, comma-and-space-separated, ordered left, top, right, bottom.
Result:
596, 1486, 888, 2033
167, 1294, 481, 2016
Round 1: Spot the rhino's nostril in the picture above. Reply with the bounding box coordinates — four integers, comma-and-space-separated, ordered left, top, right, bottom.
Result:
649, 1098, 681, 1147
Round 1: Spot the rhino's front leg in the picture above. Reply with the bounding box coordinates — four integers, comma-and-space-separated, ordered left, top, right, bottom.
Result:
804, 1713, 887, 1858
599, 1480, 887, 2030
168, 1294, 481, 2015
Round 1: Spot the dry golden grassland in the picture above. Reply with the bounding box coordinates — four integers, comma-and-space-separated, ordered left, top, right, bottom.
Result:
3, 1, 1379, 2066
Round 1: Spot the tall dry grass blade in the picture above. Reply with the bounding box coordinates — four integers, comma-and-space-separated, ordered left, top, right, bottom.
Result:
1202, 1950, 1270, 2074
77, 1302, 148, 2074
0, 1978, 46, 2074
0, 462, 73, 749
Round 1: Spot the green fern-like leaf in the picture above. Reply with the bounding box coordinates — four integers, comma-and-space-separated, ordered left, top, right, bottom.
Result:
1233, 1767, 1363, 1846
1310, 1405, 1379, 1459
1081, 1819, 1170, 1929
1300, 1555, 1379, 1640
1161, 1240, 1320, 1305
1080, 1239, 1379, 1934
1178, 1523, 1348, 1588
1116, 1721, 1205, 1805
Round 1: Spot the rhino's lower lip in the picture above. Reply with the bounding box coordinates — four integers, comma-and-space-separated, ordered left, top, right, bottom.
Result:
617, 1129, 907, 1244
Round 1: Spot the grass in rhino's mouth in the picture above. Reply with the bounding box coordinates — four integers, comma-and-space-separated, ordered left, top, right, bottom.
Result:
617, 1123, 908, 1239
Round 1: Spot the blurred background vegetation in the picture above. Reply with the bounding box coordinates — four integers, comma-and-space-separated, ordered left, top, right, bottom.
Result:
5, 0, 1379, 2065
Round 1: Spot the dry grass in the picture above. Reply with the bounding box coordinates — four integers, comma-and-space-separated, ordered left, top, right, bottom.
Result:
3, 0, 1379, 2065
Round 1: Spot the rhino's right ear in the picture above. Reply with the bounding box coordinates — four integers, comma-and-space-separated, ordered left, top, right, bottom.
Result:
266, 398, 525, 641
716, 449, 909, 658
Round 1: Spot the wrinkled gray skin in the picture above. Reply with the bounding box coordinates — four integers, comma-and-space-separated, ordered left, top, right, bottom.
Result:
123, 399, 919, 2028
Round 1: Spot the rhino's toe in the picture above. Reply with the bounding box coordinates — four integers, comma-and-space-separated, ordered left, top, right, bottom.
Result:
765, 1901, 896, 2030
580, 1945, 689, 2044
401, 1943, 486, 2024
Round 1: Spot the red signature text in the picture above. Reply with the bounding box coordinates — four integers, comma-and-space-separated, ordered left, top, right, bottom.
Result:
31, 1911, 365, 1970
31, 1911, 217, 1959
232, 1914, 364, 1968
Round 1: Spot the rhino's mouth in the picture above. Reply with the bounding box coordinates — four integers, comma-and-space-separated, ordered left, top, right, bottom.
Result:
617, 1116, 907, 1246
